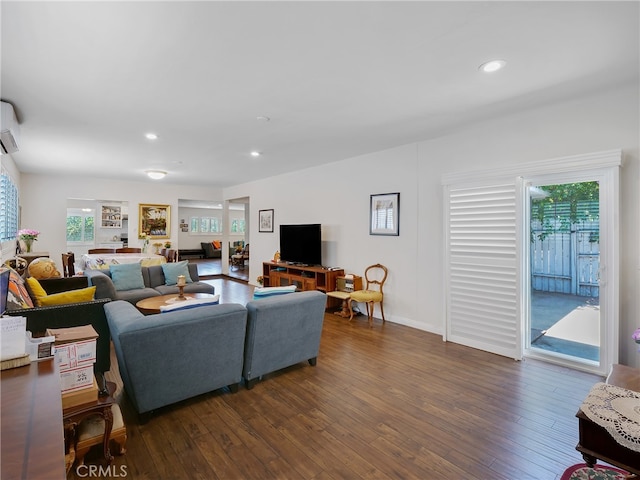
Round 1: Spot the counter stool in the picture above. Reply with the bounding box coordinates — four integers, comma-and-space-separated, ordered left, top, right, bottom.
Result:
75, 404, 127, 466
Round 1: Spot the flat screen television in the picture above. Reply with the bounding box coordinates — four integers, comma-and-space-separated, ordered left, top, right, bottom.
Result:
279, 224, 322, 266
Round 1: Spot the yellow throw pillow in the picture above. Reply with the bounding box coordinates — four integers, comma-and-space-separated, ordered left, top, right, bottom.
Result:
25, 276, 47, 302
26, 277, 96, 307
39, 287, 96, 306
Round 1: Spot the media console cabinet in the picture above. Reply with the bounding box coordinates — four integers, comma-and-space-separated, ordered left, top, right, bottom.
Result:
262, 262, 344, 307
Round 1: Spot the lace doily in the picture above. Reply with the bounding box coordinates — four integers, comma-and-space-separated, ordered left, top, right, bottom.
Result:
580, 382, 640, 453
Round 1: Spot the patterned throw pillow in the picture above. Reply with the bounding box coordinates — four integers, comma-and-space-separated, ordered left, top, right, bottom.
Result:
6, 268, 35, 310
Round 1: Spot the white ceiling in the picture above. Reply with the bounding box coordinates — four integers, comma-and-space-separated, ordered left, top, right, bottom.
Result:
1, 1, 638, 187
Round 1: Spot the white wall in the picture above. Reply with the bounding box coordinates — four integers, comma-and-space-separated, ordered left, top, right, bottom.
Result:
225, 81, 639, 367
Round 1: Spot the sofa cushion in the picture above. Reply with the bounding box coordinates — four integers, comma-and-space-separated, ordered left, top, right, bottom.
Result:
252, 285, 297, 300
109, 263, 145, 291
6, 268, 35, 310
26, 277, 97, 307
161, 261, 193, 286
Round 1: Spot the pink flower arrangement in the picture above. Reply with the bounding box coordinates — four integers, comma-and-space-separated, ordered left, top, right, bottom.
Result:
633, 328, 640, 344
18, 229, 39, 241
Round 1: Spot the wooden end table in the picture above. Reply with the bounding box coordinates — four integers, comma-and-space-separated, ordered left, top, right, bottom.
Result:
136, 293, 218, 314
64, 381, 117, 466
575, 364, 640, 475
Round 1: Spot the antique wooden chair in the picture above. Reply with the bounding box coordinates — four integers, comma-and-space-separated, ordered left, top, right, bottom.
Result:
115, 247, 141, 253
348, 264, 388, 327
87, 248, 116, 254
61, 252, 75, 277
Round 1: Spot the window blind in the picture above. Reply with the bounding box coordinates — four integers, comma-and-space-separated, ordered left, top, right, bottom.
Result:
0, 167, 19, 242
444, 182, 521, 359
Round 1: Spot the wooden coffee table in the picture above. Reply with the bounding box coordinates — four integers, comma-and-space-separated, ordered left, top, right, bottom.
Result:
136, 293, 218, 314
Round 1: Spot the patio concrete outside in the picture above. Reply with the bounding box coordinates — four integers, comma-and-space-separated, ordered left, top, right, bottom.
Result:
531, 291, 600, 362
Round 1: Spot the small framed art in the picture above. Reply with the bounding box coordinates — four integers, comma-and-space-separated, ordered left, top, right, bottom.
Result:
370, 193, 400, 236
259, 209, 274, 233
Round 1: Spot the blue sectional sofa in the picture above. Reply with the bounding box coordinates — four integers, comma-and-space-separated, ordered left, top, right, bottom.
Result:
104, 300, 248, 415
243, 290, 327, 389
103, 291, 327, 417
86, 262, 214, 304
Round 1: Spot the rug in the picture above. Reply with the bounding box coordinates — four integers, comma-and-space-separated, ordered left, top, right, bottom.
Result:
561, 463, 630, 480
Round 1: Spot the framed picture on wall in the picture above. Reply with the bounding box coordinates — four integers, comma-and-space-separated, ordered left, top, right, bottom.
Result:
370, 192, 400, 236
259, 209, 274, 233
139, 203, 170, 238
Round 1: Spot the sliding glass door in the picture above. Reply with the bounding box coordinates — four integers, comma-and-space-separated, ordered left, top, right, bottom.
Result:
523, 169, 617, 375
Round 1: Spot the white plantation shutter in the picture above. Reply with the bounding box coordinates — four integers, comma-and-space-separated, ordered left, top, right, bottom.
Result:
444, 181, 521, 360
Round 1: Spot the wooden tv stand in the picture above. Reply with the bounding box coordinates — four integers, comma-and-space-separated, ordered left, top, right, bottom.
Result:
262, 262, 344, 306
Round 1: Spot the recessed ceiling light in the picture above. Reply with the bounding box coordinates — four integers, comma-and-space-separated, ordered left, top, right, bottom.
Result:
145, 133, 158, 140
479, 60, 506, 73
146, 170, 167, 180
256, 116, 270, 122
250, 151, 261, 157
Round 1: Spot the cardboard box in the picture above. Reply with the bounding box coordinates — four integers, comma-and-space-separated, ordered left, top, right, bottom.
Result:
46, 325, 98, 372
46, 325, 98, 344
62, 377, 98, 409
59, 365, 94, 393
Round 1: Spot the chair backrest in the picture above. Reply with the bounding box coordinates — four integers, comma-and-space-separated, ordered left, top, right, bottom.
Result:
167, 249, 177, 263
115, 247, 141, 253
61, 252, 75, 277
363, 264, 388, 294
88, 248, 116, 254
243, 244, 250, 257
160, 248, 167, 257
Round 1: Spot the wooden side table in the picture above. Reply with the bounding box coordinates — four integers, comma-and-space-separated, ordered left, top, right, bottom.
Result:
64, 381, 117, 466
575, 364, 640, 475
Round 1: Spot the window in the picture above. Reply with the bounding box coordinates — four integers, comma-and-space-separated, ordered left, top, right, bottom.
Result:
66, 209, 95, 243
0, 168, 19, 242
231, 219, 245, 234
190, 216, 222, 234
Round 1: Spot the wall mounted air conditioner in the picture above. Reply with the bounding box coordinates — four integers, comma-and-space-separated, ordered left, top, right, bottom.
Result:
0, 101, 20, 155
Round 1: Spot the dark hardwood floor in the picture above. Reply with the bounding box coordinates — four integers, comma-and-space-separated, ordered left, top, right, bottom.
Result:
70, 279, 604, 480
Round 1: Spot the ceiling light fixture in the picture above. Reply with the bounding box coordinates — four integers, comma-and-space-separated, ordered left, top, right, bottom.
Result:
146, 170, 167, 180
250, 151, 261, 157
145, 133, 158, 140
256, 116, 270, 122
479, 59, 506, 73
